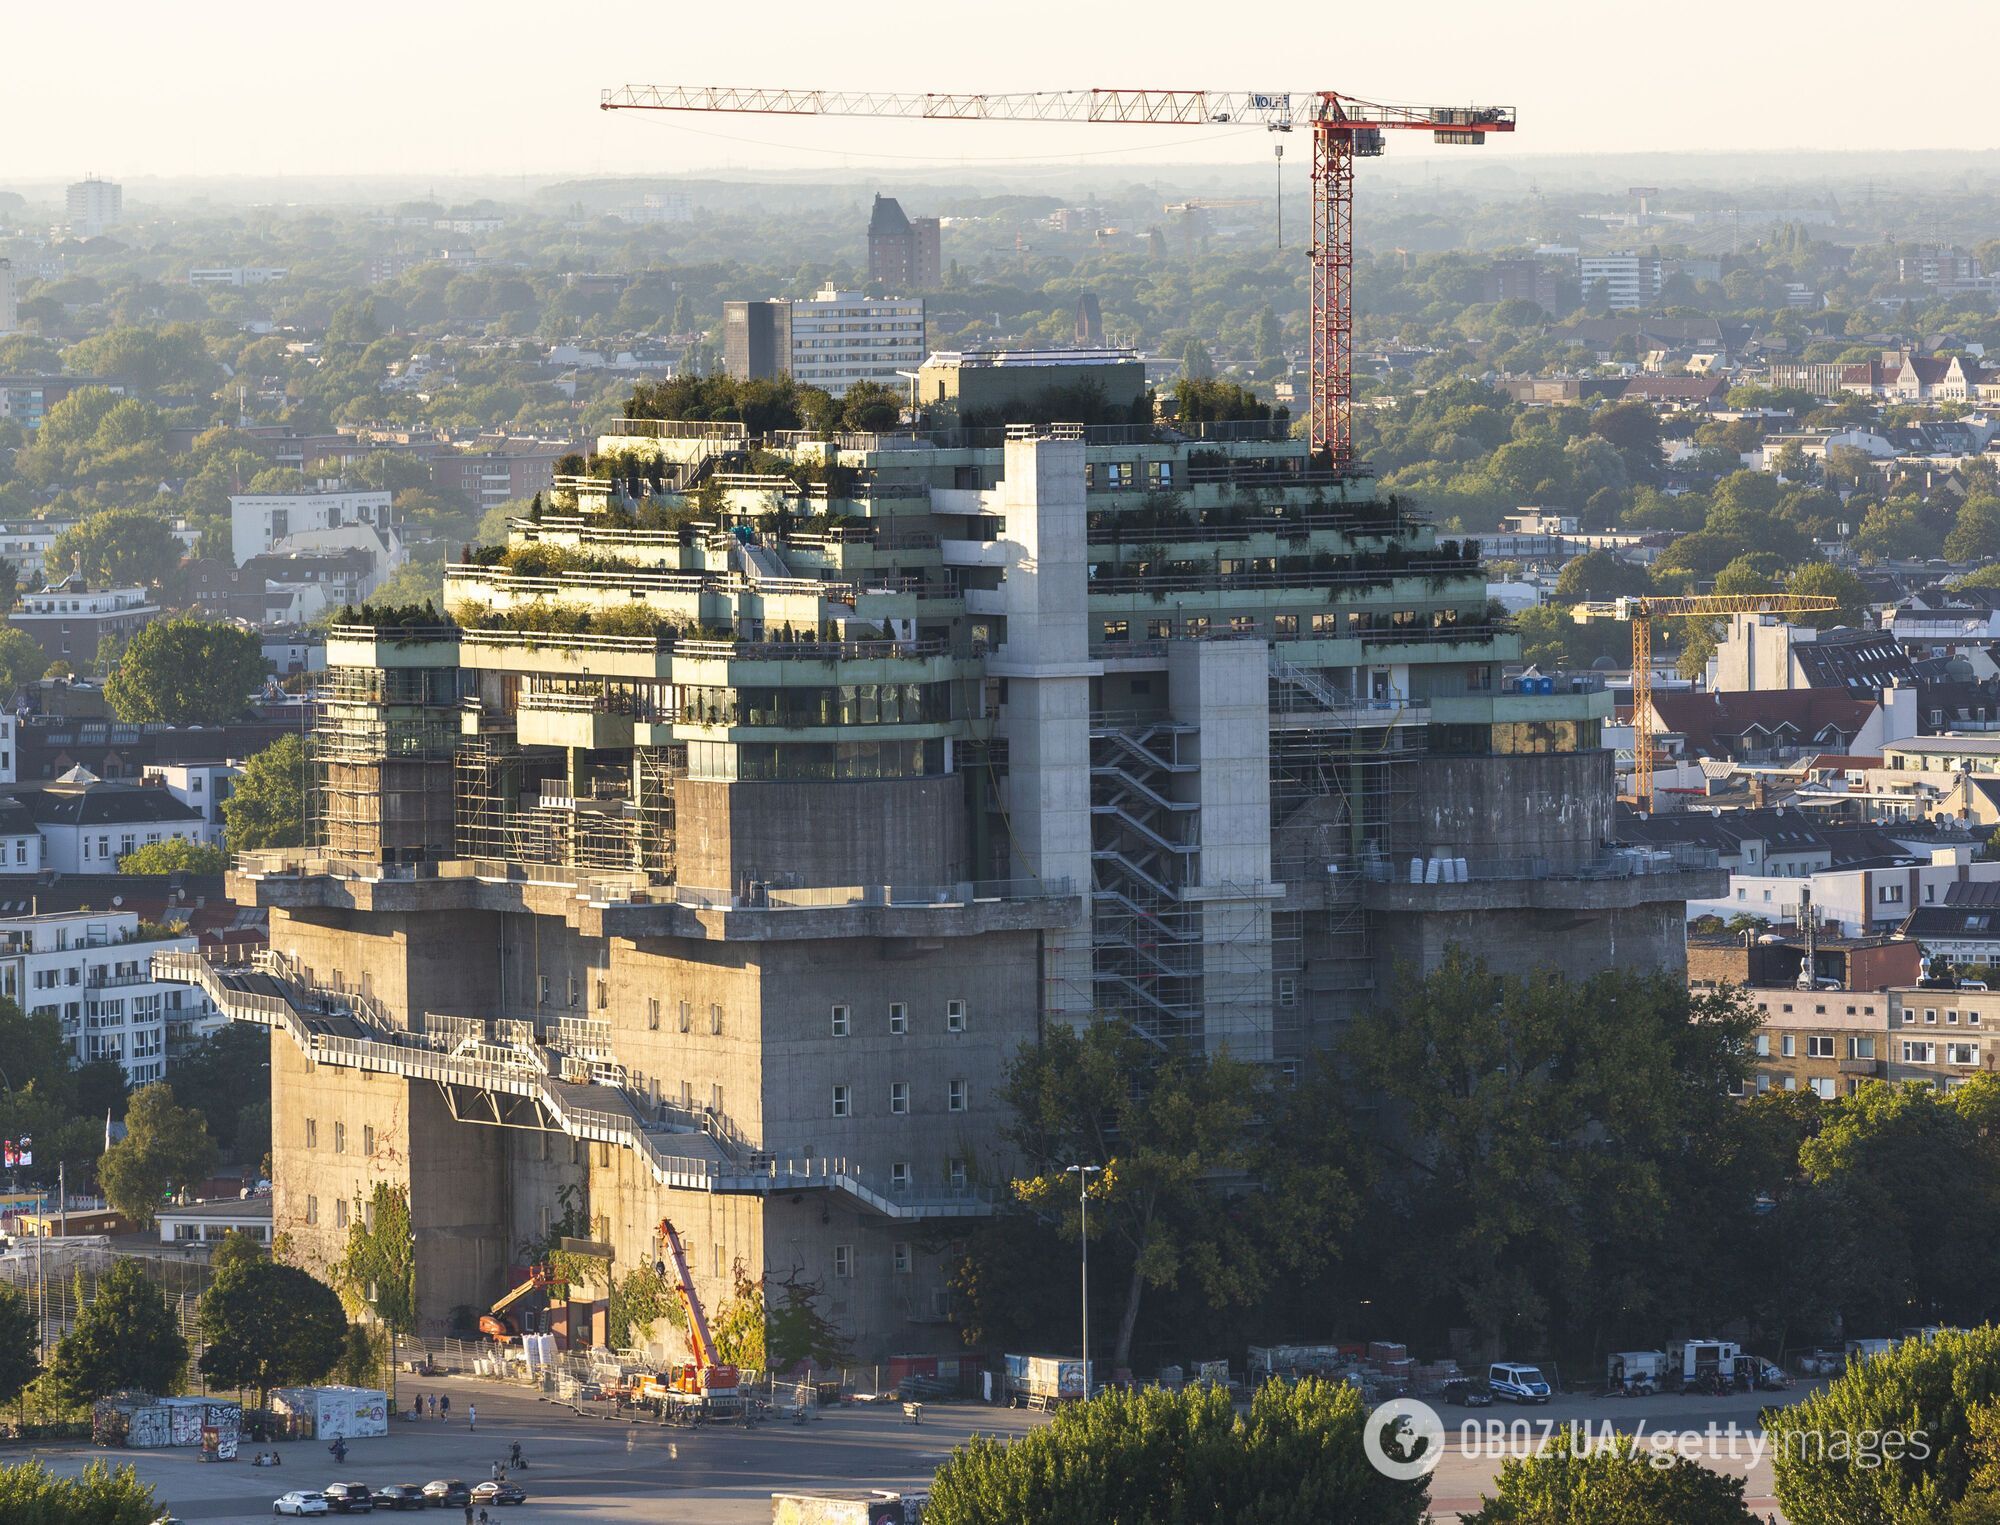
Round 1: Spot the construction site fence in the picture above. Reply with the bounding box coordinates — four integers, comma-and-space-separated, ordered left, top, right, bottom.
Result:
394, 1336, 969, 1406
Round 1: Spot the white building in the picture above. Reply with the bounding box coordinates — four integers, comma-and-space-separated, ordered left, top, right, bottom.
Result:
188, 267, 288, 289
0, 908, 217, 1085
157, 1195, 272, 1247
0, 259, 16, 337
0, 520, 76, 579
1690, 845, 2000, 937
65, 178, 122, 239
142, 762, 241, 835
1580, 254, 1664, 311
228, 487, 397, 571
786, 286, 926, 397
10, 768, 213, 873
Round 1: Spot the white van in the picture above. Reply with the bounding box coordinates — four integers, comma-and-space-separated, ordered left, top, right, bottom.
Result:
1488, 1362, 1552, 1403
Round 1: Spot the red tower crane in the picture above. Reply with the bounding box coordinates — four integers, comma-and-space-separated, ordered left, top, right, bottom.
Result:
600, 85, 1515, 470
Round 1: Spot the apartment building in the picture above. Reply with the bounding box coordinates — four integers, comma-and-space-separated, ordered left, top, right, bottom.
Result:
1579, 254, 1663, 311
228, 486, 399, 573
188, 267, 288, 288
166, 360, 1716, 1358
0, 908, 217, 1084
0, 259, 15, 337
7, 578, 159, 666
65, 177, 122, 238
6, 767, 213, 872
724, 287, 926, 397
867, 195, 942, 290
429, 435, 574, 512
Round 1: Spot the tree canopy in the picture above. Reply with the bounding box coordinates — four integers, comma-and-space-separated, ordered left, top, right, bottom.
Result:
926, 1379, 1428, 1525
1464, 1427, 1756, 1524
104, 617, 264, 725
47, 509, 183, 588
198, 1258, 348, 1407
220, 733, 307, 851
116, 838, 229, 875
97, 1082, 217, 1230
47, 1260, 189, 1403
0, 1460, 158, 1525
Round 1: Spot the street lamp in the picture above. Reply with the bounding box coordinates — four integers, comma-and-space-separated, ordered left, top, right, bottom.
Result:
1064, 1164, 1103, 1400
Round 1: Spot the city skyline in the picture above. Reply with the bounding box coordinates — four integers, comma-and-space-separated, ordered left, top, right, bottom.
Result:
6, 0, 1995, 180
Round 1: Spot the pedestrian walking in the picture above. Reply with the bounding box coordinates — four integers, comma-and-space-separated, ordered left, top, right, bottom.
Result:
461, 1504, 473, 1525
468, 1402, 477, 1431
429, 1394, 438, 1419
441, 1394, 451, 1421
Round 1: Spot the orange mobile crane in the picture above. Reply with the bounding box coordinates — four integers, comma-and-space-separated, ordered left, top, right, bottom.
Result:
599, 84, 1515, 472
644, 1218, 741, 1413
1571, 594, 1838, 810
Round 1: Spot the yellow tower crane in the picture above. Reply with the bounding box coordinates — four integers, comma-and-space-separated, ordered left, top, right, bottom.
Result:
1571, 594, 1839, 810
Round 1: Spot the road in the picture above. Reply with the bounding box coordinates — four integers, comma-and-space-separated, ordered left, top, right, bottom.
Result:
25, 1373, 1041, 1523
22, 1372, 1817, 1523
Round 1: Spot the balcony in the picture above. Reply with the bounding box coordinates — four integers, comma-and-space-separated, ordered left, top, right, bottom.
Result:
516, 690, 636, 751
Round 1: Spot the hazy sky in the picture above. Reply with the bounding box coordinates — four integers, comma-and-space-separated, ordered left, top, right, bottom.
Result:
6, 1, 1994, 184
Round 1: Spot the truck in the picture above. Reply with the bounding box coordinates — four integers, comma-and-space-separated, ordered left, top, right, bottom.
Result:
1605, 1350, 1665, 1395
1003, 1354, 1091, 1407
647, 1219, 743, 1416
1668, 1340, 1741, 1394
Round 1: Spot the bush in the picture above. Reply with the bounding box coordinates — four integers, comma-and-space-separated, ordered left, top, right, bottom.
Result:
1463, 1425, 1755, 1523
1770, 1326, 2000, 1524
925, 1379, 1428, 1525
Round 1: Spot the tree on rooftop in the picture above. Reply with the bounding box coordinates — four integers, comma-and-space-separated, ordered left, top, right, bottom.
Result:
105, 616, 264, 725
117, 838, 228, 876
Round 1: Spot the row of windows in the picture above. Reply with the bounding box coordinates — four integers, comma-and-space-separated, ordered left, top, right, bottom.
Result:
831, 1080, 968, 1117
645, 999, 725, 1034
829, 1001, 966, 1037
1756, 1034, 1874, 1060
302, 1119, 376, 1154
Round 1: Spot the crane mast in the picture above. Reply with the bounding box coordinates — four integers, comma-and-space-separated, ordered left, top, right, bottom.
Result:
1572, 595, 1840, 811
599, 84, 1514, 471
657, 1218, 720, 1372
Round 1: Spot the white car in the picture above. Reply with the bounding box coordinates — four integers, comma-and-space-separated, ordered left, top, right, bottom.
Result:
275, 1493, 330, 1517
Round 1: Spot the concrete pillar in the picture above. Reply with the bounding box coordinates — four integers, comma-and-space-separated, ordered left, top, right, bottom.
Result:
1168, 640, 1277, 1061
991, 432, 1096, 1028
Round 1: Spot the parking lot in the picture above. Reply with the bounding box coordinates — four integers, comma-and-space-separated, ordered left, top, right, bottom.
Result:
23, 1373, 1045, 1523
18, 1370, 1822, 1523
1422, 1381, 1821, 1522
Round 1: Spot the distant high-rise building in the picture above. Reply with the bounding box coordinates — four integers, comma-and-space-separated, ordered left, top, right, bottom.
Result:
1073, 292, 1103, 345
867, 195, 941, 290
725, 285, 925, 398
1578, 254, 1663, 312
65, 177, 122, 238
0, 259, 16, 337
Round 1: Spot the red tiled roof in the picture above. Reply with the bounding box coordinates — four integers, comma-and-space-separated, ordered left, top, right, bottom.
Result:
1648, 689, 1876, 754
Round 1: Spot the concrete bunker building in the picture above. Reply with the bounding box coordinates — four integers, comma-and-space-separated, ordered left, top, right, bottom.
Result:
165, 362, 1719, 1361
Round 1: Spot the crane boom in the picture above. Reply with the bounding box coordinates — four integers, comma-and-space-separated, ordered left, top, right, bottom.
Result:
1571, 594, 1841, 811
599, 83, 1514, 469
658, 1218, 719, 1371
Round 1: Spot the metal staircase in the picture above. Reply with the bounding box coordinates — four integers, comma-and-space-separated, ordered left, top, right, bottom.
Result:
154, 949, 990, 1220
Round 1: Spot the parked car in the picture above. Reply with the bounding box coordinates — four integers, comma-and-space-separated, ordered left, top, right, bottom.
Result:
469, 1480, 526, 1506
1488, 1362, 1552, 1404
1440, 1377, 1493, 1407
320, 1484, 375, 1514
370, 1486, 426, 1513
275, 1495, 330, 1518
420, 1481, 470, 1508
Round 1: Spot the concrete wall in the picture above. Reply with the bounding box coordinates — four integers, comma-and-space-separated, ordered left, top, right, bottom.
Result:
1389, 751, 1613, 863
673, 776, 968, 891
1367, 901, 1690, 990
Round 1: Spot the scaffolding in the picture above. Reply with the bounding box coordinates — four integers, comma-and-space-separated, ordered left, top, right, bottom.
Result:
1266, 656, 1426, 1054
453, 726, 684, 884
312, 667, 458, 862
